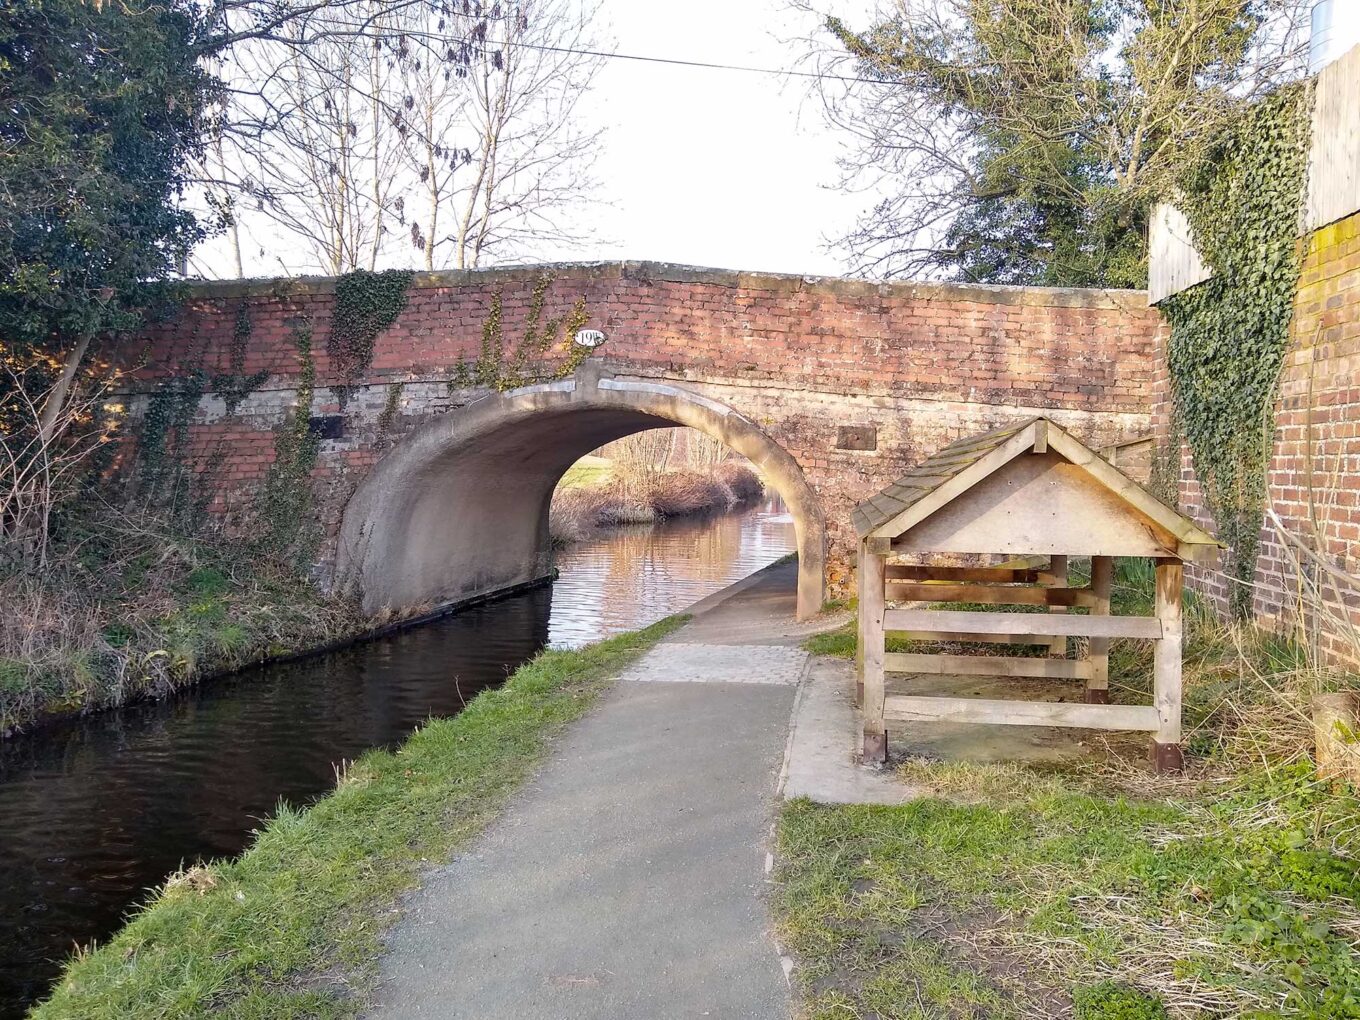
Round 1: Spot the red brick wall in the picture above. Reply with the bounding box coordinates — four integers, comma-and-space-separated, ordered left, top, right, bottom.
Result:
114, 261, 1161, 597
1155, 213, 1360, 660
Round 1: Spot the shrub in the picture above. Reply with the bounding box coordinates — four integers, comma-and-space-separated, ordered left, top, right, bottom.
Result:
1073, 982, 1168, 1020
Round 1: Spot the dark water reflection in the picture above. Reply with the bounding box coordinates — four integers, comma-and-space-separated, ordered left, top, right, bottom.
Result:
0, 498, 794, 1018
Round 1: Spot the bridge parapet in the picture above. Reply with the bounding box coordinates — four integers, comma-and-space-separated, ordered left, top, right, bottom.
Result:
115, 261, 1162, 609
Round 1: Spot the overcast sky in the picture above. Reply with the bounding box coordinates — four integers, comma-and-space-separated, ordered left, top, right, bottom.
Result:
191, 0, 879, 280
560, 0, 872, 276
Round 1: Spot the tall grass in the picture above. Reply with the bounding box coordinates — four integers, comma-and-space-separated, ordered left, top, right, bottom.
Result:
0, 507, 361, 733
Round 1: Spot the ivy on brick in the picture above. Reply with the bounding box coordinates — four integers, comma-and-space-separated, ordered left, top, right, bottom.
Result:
255, 317, 322, 565
327, 269, 414, 406
453, 274, 592, 392
212, 300, 269, 416
1160, 82, 1314, 617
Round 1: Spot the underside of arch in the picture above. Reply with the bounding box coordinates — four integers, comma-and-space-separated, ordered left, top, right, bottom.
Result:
335, 367, 827, 621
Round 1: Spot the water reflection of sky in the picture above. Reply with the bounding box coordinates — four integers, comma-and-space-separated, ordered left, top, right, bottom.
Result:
547, 496, 796, 648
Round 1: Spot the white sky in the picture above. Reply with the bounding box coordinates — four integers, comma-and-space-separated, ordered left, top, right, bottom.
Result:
561, 0, 872, 276
191, 0, 879, 280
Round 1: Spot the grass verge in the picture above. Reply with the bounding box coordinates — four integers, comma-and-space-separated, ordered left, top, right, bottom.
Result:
32, 614, 686, 1019
783, 560, 1360, 1018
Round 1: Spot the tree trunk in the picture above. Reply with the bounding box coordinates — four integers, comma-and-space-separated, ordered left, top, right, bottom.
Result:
37, 330, 93, 446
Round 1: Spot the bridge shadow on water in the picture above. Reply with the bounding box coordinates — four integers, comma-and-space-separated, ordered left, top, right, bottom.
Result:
0, 498, 795, 1019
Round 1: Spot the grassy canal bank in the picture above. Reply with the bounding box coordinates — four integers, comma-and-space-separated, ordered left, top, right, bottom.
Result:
31, 615, 685, 1019
0, 512, 367, 736
779, 562, 1360, 1019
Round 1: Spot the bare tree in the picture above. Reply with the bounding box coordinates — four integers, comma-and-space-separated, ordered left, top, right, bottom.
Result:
802, 0, 1312, 281
201, 0, 604, 276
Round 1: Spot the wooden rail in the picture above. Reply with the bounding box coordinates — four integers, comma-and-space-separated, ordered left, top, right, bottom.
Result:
884, 652, 1093, 680
885, 582, 1098, 608
883, 609, 1162, 640
884, 565, 1040, 583
883, 695, 1161, 730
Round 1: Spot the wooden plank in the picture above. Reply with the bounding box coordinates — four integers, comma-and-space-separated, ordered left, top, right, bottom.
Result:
891, 631, 1061, 645
1088, 556, 1113, 702
1045, 554, 1069, 656
884, 609, 1162, 640
859, 546, 888, 762
884, 565, 1040, 583
883, 695, 1161, 730
885, 652, 1093, 680
1153, 558, 1184, 749
884, 582, 1097, 608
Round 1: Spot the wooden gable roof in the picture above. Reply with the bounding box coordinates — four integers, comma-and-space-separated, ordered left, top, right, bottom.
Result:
852, 418, 1220, 562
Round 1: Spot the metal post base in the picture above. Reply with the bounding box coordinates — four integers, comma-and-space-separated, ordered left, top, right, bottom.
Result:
1084, 687, 1110, 705
861, 730, 887, 765
1150, 741, 1184, 773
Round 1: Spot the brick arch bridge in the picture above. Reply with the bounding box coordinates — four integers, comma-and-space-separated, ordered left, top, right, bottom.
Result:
120, 261, 1160, 617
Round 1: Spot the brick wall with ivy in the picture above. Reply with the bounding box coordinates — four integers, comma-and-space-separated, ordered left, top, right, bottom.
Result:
1154, 210, 1360, 660
110, 262, 1161, 594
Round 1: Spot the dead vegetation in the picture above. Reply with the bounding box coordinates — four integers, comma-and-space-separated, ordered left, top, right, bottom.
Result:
0, 506, 362, 734
549, 461, 764, 544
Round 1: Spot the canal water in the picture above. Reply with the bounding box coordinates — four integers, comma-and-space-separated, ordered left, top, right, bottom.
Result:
0, 498, 796, 1018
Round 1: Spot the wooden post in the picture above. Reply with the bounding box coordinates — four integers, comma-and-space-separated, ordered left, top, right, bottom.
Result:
859, 543, 888, 764
1045, 555, 1068, 657
1152, 558, 1184, 772
1086, 556, 1113, 704
1313, 692, 1360, 782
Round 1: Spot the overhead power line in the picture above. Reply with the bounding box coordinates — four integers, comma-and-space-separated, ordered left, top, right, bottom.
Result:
493, 39, 886, 85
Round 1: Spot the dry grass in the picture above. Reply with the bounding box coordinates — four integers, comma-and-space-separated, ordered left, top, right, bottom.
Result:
0, 506, 362, 733
549, 463, 764, 544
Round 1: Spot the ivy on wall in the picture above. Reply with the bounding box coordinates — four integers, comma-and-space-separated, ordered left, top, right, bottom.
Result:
327, 269, 414, 406
1161, 82, 1314, 617
255, 317, 322, 564
213, 300, 269, 415
453, 274, 592, 392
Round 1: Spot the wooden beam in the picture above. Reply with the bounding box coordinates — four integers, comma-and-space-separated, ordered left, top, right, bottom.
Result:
884, 565, 1041, 583
884, 582, 1098, 608
1152, 558, 1184, 770
1087, 556, 1113, 704
883, 695, 1160, 730
885, 652, 1093, 680
859, 546, 888, 763
890, 631, 1063, 645
884, 609, 1162, 640
1033, 419, 1049, 453
1044, 555, 1068, 657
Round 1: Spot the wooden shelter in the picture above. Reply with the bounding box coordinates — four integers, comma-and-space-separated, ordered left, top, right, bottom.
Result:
852, 418, 1220, 771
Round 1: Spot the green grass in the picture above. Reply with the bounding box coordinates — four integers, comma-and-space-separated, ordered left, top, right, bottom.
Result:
777, 763, 1360, 1019
555, 457, 612, 490
2, 521, 365, 731
782, 559, 1360, 1018
32, 614, 686, 1019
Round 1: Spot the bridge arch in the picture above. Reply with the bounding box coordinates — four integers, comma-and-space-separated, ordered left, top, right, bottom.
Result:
335, 366, 827, 621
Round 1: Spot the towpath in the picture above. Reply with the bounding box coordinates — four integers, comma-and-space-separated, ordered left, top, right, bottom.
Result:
366, 560, 871, 1019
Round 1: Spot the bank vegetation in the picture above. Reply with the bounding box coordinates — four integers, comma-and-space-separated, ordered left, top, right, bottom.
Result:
549, 431, 766, 544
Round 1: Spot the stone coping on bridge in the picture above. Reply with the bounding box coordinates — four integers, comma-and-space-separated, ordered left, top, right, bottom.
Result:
176, 260, 1150, 310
